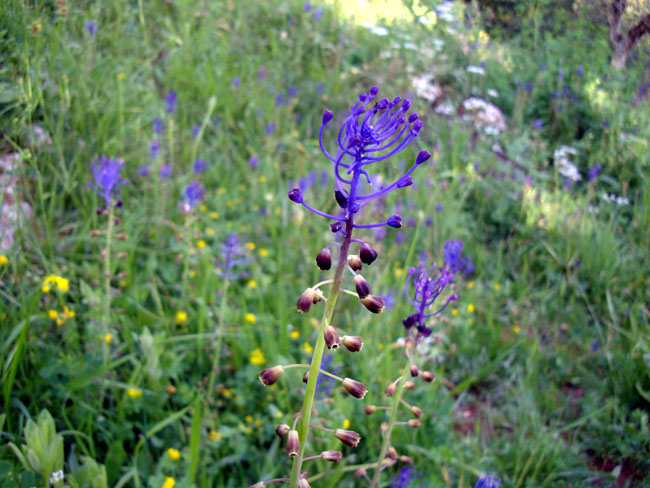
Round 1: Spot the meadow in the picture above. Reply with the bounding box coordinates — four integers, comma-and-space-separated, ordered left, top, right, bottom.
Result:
0, 0, 649, 487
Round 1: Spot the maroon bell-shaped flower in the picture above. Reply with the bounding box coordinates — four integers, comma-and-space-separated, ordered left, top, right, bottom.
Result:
341, 335, 364, 352
259, 366, 285, 386
342, 378, 367, 399
322, 450, 343, 462
334, 429, 361, 447
276, 423, 290, 437
354, 274, 371, 299
316, 248, 332, 270
360, 295, 385, 313
422, 371, 435, 382
286, 429, 300, 457
324, 325, 341, 349
359, 242, 378, 265
347, 255, 362, 271
297, 287, 322, 313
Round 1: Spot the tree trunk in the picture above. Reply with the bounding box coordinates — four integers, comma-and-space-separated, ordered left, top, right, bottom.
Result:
607, 0, 650, 69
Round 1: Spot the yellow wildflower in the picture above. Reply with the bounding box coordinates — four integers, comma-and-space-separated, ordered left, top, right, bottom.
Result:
276, 411, 283, 419
117, 73, 126, 81
48, 310, 58, 320
248, 280, 257, 289
0, 255, 8, 265
245, 415, 253, 423
394, 268, 403, 279
63, 306, 75, 319
494, 283, 501, 291
259, 248, 269, 257
513, 325, 521, 334
167, 448, 180, 461
199, 204, 207, 212
259, 175, 267, 183
343, 419, 350, 429
56, 318, 64, 327
197, 240, 206, 249
250, 348, 265, 365
105, 333, 113, 344
43, 274, 69, 293
218, 187, 226, 195
189, 270, 196, 278
274, 207, 281, 215
162, 477, 175, 488
226, 200, 233, 208
468, 281, 475, 289
176, 311, 187, 324
127, 388, 142, 399
209, 211, 219, 219
467, 304, 475, 313
205, 227, 215, 236
208, 430, 221, 441
245, 313, 256, 324
245, 242, 255, 251
452, 308, 459, 316
290, 330, 300, 340
254, 418, 261, 426
302, 342, 313, 354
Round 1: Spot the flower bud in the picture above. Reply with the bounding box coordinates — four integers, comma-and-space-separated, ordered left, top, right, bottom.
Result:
322, 109, 334, 125
353, 274, 370, 299
385, 383, 396, 397
297, 288, 322, 313
330, 221, 342, 233
322, 450, 342, 462
347, 255, 362, 271
402, 314, 418, 330
334, 190, 348, 208
334, 429, 361, 447
341, 335, 364, 352
302, 371, 309, 383
408, 113, 419, 123
275, 423, 290, 437
404, 380, 415, 390
342, 378, 367, 399
412, 120, 423, 135
387, 215, 402, 228
298, 479, 311, 488
411, 407, 423, 418
387, 447, 397, 460
400, 456, 414, 464
316, 248, 332, 270
422, 371, 435, 382
324, 325, 341, 349
369, 86, 379, 96
259, 365, 285, 386
361, 295, 385, 314
288, 188, 303, 203
354, 469, 367, 478
286, 429, 300, 457
416, 150, 431, 165
363, 405, 376, 415
407, 419, 421, 428
397, 175, 413, 188
410, 365, 419, 377
359, 242, 378, 265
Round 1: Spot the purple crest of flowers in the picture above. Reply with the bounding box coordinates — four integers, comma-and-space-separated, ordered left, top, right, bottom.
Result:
288, 85, 298, 98
524, 81, 532, 93
150, 140, 160, 159
249, 156, 259, 169
193, 158, 208, 174
216, 233, 251, 280
313, 7, 323, 21
85, 21, 96, 36
275, 91, 284, 107
475, 474, 501, 488
266, 122, 275, 136
165, 90, 177, 114
391, 466, 422, 488
288, 86, 430, 232
232, 77, 241, 89
577, 65, 583, 76
588, 163, 602, 182
602, 119, 609, 129
160, 164, 172, 178
534, 119, 543, 129
403, 262, 457, 336
153, 117, 164, 135
303, 1, 312, 11
443, 239, 473, 275
180, 181, 204, 212
88, 155, 127, 207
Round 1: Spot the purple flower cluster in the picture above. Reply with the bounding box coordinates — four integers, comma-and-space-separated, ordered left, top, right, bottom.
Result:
288, 86, 429, 233
215, 233, 251, 280
402, 263, 457, 337
443, 239, 474, 275
391, 466, 422, 488
475, 474, 501, 488
88, 155, 127, 207
180, 181, 204, 212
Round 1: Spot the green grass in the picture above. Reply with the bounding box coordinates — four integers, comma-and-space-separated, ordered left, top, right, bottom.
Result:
0, 0, 649, 487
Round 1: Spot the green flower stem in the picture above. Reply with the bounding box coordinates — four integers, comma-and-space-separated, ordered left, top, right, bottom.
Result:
207, 279, 229, 400
102, 205, 114, 363
369, 354, 411, 488
289, 218, 354, 488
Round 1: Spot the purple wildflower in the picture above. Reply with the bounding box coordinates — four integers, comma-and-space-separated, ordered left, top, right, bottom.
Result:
403, 263, 457, 336
180, 181, 204, 212
534, 119, 543, 129
160, 164, 172, 178
193, 158, 208, 174
288, 85, 298, 98
602, 119, 609, 129
577, 65, 583, 76
475, 474, 501, 488
138, 165, 149, 176
266, 122, 275, 136
391, 466, 422, 488
443, 240, 473, 275
192, 124, 201, 139
85, 21, 96, 37
275, 91, 284, 107
153, 117, 164, 135
249, 156, 259, 169
558, 68, 564, 79
435, 203, 443, 212
304, 1, 312, 11
525, 81, 532, 93
88, 155, 127, 207
541, 63, 547, 71
588, 163, 602, 182
165, 90, 177, 114
150, 140, 160, 159
313, 7, 323, 21
316, 82, 324, 94
216, 233, 251, 280
232, 77, 241, 89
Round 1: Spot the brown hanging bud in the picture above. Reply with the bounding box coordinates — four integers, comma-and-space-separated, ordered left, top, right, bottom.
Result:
360, 295, 385, 314
341, 335, 364, 352
302, 371, 309, 383
297, 288, 322, 313
363, 405, 377, 415
353, 274, 371, 298
407, 419, 421, 428
385, 383, 396, 397
400, 456, 414, 464
342, 378, 367, 399
324, 325, 341, 349
316, 248, 332, 270
404, 380, 415, 390
259, 366, 285, 386
347, 254, 362, 271
411, 406, 423, 418
275, 423, 290, 437
334, 429, 361, 447
359, 242, 378, 265
422, 371, 435, 382
410, 365, 419, 377
321, 450, 343, 462
286, 429, 300, 457
387, 447, 398, 460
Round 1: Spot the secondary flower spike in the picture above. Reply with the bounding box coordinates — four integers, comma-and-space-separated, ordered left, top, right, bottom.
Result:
88, 155, 127, 207
404, 263, 457, 336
